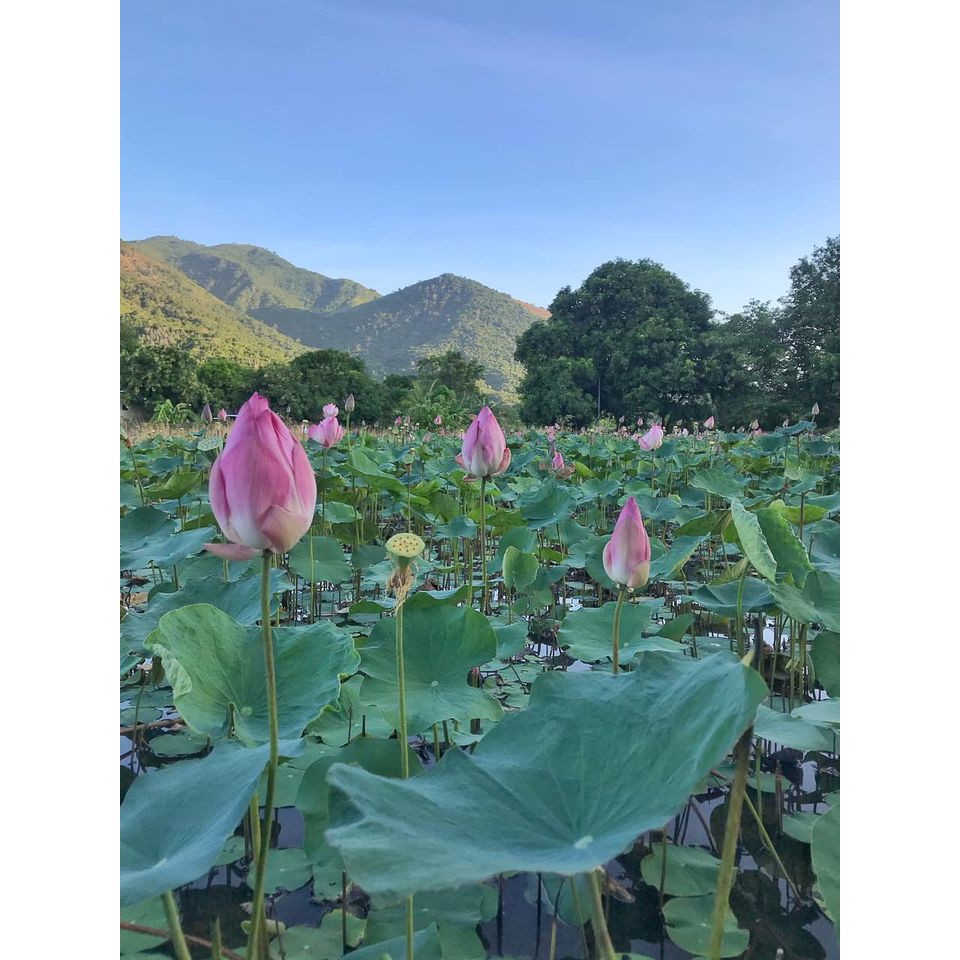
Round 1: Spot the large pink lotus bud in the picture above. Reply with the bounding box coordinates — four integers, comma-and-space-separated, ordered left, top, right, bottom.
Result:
603, 497, 651, 588
323, 403, 339, 418
638, 424, 664, 451
308, 415, 345, 449
457, 406, 511, 479
204, 393, 317, 559
704, 416, 715, 429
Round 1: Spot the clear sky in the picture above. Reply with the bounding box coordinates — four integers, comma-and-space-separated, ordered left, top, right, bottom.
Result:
121, 0, 838, 313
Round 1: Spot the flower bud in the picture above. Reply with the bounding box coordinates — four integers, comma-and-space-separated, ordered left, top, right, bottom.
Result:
323, 403, 339, 418
201, 403, 213, 423
603, 497, 651, 588
344, 394, 356, 413
457, 406, 511, 479
308, 415, 345, 449
204, 392, 316, 559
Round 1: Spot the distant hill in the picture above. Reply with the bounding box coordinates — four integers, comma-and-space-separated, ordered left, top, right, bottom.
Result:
120, 244, 307, 365
121, 237, 549, 396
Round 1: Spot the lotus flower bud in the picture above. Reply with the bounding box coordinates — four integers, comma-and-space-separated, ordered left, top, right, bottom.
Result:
783, 419, 790, 428
811, 402, 820, 416
552, 450, 565, 472
603, 497, 651, 589
638, 424, 664, 451
308, 416, 345, 449
344, 394, 356, 413
217, 408, 228, 422
434, 415, 443, 426
323, 403, 339, 418
201, 403, 213, 423
457, 406, 511, 479
395, 416, 403, 426
204, 392, 317, 559
546, 426, 556, 442
637, 417, 644, 426
749, 419, 759, 431
704, 416, 715, 429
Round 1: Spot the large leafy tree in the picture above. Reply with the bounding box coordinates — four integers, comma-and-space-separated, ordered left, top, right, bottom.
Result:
515, 259, 715, 426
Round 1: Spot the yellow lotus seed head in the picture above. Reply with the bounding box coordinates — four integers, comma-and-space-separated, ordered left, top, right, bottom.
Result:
386, 533, 425, 561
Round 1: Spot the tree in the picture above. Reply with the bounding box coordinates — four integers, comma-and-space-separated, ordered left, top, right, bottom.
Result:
778, 237, 840, 424
120, 325, 201, 410
415, 351, 484, 397
197, 357, 257, 413
515, 259, 715, 426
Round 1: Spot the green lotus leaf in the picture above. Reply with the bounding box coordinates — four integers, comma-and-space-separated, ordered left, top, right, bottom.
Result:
691, 468, 747, 501
811, 803, 840, 927
649, 534, 708, 581
730, 500, 777, 581
326, 653, 766, 895
811, 631, 840, 697
358, 605, 502, 733
121, 738, 303, 905
557, 599, 670, 662
689, 578, 774, 615
753, 704, 834, 752
639, 842, 720, 897
148, 604, 359, 744
288, 536, 353, 585
662, 894, 749, 957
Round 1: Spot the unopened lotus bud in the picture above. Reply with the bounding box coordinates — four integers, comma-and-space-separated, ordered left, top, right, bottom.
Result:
344, 394, 356, 413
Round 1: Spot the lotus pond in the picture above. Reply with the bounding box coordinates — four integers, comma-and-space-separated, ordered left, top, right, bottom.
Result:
120, 414, 839, 960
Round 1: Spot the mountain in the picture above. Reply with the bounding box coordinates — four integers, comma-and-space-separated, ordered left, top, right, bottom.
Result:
120, 243, 307, 365
122, 237, 549, 396
278, 273, 537, 394
130, 237, 381, 316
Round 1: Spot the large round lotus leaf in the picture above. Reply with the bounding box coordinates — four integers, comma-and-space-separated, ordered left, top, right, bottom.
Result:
259, 847, 311, 895
557, 599, 670, 662
120, 571, 289, 666
517, 479, 577, 529
121, 738, 303, 905
326, 653, 767, 895
753, 704, 835, 752
120, 897, 167, 954
358, 605, 502, 733
691, 468, 747, 501
120, 506, 217, 571
297, 737, 419, 874
811, 631, 840, 697
755, 507, 813, 587
639, 842, 720, 897
792, 698, 840, 726
147, 604, 359, 745
288, 536, 353, 585
491, 619, 530, 658
811, 803, 840, 927
648, 535, 708, 582
348, 923, 442, 960
690, 578, 774, 615
662, 894, 749, 957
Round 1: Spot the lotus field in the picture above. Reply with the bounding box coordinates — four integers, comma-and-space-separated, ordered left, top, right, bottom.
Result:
120, 395, 840, 960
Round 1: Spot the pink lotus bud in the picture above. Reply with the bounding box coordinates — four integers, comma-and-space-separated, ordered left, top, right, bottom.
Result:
704, 416, 715, 429
204, 392, 317, 559
811, 402, 820, 416
217, 408, 228, 422
681, 428, 689, 437
344, 394, 356, 413
308, 415, 345, 449
434, 415, 443, 426
323, 403, 339, 418
552, 451, 565, 471
201, 403, 213, 423
546, 426, 556, 442
603, 497, 651, 588
749, 419, 759, 431
395, 416, 403, 425
456, 406, 511, 479
637, 424, 664, 451
637, 417, 644, 426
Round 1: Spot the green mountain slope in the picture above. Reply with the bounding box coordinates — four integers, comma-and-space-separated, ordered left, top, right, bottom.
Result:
267, 273, 540, 395
120, 243, 308, 365
131, 236, 380, 315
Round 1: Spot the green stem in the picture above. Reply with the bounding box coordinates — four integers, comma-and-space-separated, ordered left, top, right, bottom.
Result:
480, 477, 488, 614
395, 595, 414, 960
162, 891, 193, 960
706, 725, 753, 960
585, 870, 617, 960
611, 586, 627, 674
246, 553, 281, 960
734, 565, 748, 658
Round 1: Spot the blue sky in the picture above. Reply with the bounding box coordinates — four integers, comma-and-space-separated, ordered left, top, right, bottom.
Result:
121, 0, 838, 313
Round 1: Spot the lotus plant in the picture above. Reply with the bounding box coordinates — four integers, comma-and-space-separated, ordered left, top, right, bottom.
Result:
202, 392, 317, 960
704, 415, 715, 429
458, 406, 510, 613
603, 497, 651, 673
638, 423, 664, 451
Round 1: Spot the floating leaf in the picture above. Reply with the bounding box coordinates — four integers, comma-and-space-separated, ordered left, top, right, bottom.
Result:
640, 843, 720, 896
662, 894, 749, 957
557, 599, 670, 662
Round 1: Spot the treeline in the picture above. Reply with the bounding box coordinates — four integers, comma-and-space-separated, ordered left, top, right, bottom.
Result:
120, 329, 489, 428
515, 237, 839, 429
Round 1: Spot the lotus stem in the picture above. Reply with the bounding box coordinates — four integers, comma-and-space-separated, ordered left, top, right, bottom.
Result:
162, 891, 193, 960
585, 869, 617, 960
246, 552, 281, 960
611, 586, 627, 674
480, 476, 489, 614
